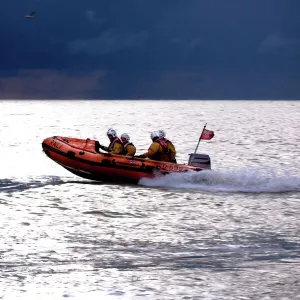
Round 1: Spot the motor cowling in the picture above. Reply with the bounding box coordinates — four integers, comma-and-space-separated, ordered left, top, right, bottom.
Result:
188, 153, 211, 169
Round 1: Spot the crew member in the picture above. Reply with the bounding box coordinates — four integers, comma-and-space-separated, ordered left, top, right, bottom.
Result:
138, 131, 176, 162
120, 133, 136, 156
158, 130, 177, 163
98, 128, 124, 155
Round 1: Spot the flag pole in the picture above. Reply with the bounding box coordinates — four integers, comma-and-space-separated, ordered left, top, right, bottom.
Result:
193, 123, 207, 154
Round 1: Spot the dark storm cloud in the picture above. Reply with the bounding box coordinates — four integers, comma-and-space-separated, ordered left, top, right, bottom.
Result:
258, 33, 300, 56
1, 0, 300, 99
69, 29, 149, 56
0, 69, 106, 99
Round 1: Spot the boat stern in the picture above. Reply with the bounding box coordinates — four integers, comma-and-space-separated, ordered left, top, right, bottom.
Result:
188, 153, 211, 169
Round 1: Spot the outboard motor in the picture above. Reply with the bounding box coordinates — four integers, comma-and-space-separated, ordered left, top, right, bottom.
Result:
188, 153, 211, 169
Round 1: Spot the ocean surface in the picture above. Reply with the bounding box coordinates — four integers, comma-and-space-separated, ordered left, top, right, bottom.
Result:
1, 100, 300, 300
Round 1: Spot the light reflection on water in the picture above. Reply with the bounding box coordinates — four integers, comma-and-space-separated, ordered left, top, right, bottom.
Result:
0, 100, 300, 299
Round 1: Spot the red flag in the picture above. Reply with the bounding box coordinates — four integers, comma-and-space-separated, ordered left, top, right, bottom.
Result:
200, 129, 214, 140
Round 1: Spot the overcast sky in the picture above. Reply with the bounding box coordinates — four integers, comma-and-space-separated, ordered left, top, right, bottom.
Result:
1, 0, 299, 99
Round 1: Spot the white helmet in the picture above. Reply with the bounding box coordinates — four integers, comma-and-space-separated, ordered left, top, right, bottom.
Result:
107, 128, 117, 138
150, 131, 160, 141
121, 133, 130, 142
158, 130, 166, 138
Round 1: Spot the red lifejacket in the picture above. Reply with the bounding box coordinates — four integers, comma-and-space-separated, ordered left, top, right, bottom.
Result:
154, 138, 170, 161
156, 138, 168, 150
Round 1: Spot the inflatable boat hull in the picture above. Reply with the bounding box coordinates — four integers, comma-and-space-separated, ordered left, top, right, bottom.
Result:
42, 136, 211, 184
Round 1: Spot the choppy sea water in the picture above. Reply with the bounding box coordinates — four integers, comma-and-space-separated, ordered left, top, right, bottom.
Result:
1, 100, 300, 300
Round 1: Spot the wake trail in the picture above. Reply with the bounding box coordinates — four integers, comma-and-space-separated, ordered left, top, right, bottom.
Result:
139, 167, 300, 193
0, 176, 70, 193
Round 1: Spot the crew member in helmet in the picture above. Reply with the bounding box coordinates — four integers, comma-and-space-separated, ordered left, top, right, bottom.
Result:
120, 133, 136, 156
158, 130, 177, 163
138, 130, 175, 162
98, 128, 124, 154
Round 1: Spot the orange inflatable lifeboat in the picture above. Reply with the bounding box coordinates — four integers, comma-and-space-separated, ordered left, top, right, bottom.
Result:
42, 136, 212, 184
